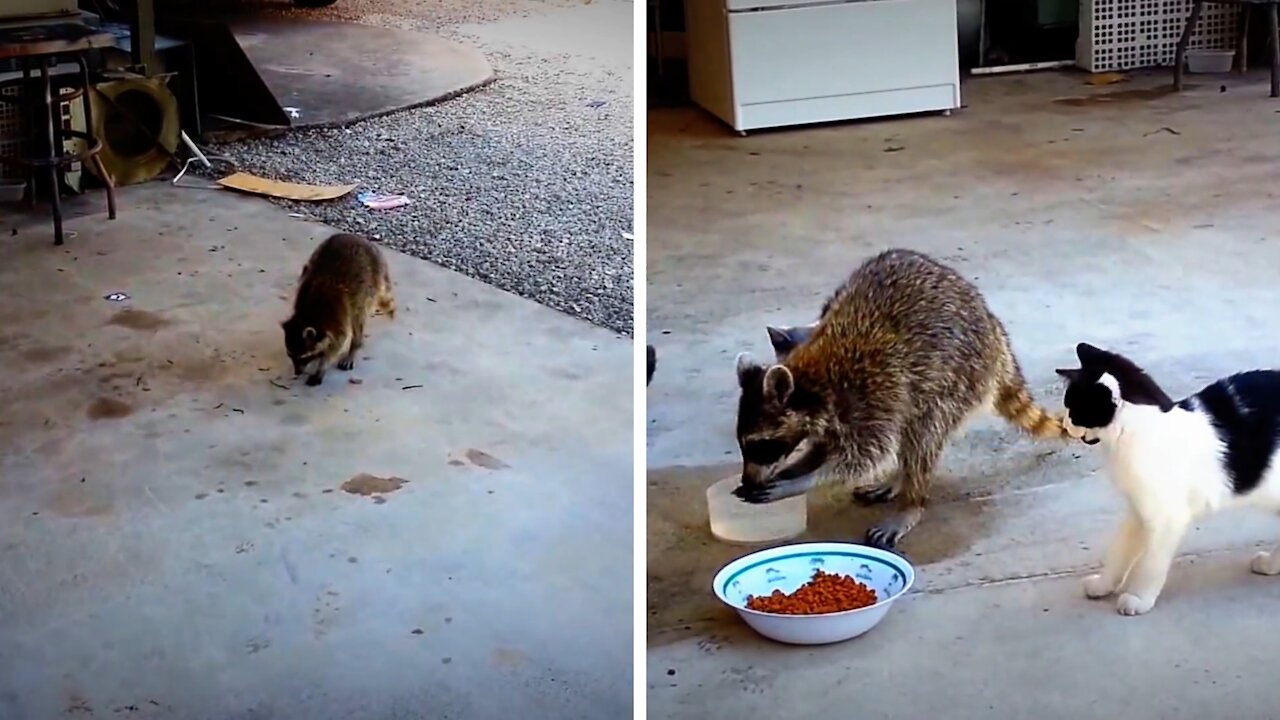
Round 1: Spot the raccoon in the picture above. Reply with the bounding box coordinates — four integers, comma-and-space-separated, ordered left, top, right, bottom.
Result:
733, 248, 1066, 550
282, 233, 395, 386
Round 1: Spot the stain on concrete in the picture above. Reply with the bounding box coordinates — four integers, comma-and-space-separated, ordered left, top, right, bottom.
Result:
86, 397, 133, 420
1053, 84, 1183, 107
52, 482, 113, 518
341, 473, 408, 496
464, 448, 510, 470
18, 344, 69, 365
107, 308, 171, 331
490, 647, 529, 670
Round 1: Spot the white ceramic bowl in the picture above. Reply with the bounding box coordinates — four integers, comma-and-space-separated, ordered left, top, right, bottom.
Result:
712, 542, 915, 645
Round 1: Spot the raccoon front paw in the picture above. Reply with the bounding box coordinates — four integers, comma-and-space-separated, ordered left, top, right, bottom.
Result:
1251, 551, 1280, 576
1116, 592, 1155, 616
305, 373, 324, 387
864, 525, 903, 551
337, 357, 355, 371
1082, 574, 1116, 599
852, 483, 899, 505
731, 477, 812, 504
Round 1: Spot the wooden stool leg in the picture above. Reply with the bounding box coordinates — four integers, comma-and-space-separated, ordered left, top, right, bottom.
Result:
38, 58, 62, 246
91, 155, 116, 220
1237, 7, 1250, 74
1175, 1, 1204, 91
1270, 3, 1280, 97
75, 55, 115, 220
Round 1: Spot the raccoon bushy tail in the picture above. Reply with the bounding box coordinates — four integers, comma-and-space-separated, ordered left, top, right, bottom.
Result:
993, 348, 1068, 440
994, 381, 1066, 439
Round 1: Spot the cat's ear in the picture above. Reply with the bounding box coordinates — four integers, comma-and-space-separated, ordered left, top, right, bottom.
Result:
763, 365, 795, 406
766, 326, 805, 358
1075, 342, 1106, 364
1056, 367, 1083, 383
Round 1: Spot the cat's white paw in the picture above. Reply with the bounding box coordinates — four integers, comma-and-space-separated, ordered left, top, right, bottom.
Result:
1251, 551, 1280, 576
1116, 592, 1155, 616
1082, 574, 1115, 599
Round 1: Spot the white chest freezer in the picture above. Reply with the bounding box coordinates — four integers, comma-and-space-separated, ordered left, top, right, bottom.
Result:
685, 0, 962, 132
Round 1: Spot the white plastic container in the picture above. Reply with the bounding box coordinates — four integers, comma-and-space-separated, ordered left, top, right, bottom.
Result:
706, 475, 807, 545
0, 181, 24, 204
1186, 49, 1235, 74
712, 542, 915, 645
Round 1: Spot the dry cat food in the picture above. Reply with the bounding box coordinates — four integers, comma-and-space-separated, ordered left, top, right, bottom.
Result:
745, 569, 878, 615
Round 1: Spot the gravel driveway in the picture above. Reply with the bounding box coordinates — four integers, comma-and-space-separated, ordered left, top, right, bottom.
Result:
212, 0, 635, 335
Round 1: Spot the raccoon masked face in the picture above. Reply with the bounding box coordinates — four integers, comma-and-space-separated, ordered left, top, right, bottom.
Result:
282, 318, 329, 377
732, 352, 830, 504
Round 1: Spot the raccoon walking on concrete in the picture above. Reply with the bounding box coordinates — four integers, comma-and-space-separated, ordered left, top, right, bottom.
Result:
282, 233, 395, 387
733, 248, 1066, 550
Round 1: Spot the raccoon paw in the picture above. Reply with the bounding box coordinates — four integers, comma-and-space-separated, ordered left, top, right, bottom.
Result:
864, 525, 904, 551
337, 357, 355, 371
731, 477, 812, 504
305, 373, 324, 387
852, 483, 899, 505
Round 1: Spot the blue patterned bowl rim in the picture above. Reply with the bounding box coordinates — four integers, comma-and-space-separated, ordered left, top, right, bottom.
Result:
712, 542, 916, 618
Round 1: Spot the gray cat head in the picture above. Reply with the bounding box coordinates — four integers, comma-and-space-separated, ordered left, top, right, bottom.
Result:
766, 324, 818, 362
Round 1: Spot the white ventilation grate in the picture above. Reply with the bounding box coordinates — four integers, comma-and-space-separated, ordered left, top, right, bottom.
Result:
0, 69, 83, 186
1078, 0, 1239, 72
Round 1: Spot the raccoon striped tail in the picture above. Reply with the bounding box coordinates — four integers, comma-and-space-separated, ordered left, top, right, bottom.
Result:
994, 381, 1068, 440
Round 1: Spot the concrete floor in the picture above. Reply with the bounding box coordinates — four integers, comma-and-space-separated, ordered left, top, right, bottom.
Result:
647, 69, 1280, 718
0, 184, 631, 719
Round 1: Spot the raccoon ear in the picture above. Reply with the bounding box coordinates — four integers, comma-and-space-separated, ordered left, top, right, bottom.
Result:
735, 352, 759, 386
763, 365, 794, 405
302, 326, 317, 341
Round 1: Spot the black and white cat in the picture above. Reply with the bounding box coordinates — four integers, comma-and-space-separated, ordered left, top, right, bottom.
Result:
1058, 342, 1280, 616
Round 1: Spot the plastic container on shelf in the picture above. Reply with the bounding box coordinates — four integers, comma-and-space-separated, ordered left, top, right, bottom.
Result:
706, 475, 807, 545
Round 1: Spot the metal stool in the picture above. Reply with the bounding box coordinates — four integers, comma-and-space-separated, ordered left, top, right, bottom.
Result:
0, 22, 118, 246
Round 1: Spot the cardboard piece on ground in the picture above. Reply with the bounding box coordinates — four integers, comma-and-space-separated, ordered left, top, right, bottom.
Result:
216, 172, 358, 201
1087, 72, 1129, 86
